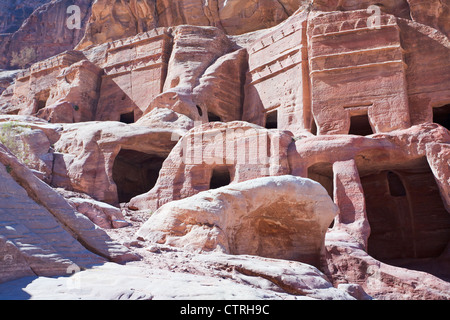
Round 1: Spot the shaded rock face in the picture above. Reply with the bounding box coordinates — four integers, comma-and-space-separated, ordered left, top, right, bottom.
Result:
0, 1, 449, 300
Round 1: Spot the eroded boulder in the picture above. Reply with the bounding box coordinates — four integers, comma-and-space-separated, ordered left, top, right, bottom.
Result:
136, 175, 337, 267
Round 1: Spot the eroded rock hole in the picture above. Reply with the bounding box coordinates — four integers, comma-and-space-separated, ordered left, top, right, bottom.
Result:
361, 160, 450, 278
433, 104, 450, 130
120, 111, 135, 124
210, 166, 231, 190
35, 90, 50, 111
208, 112, 221, 122
265, 109, 278, 129
349, 114, 373, 136
196, 105, 203, 117
113, 149, 165, 203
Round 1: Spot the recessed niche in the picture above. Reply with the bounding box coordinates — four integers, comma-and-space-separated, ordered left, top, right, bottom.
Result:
349, 113, 373, 136
361, 161, 450, 278
208, 112, 221, 122
433, 104, 450, 130
120, 111, 135, 124
112, 149, 165, 203
265, 109, 278, 129
210, 166, 231, 190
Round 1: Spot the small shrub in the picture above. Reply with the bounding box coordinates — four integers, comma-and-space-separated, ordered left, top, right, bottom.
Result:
0, 122, 31, 165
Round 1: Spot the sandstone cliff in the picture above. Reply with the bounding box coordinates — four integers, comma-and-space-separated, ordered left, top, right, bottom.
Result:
0, 0, 93, 69
0, 0, 49, 34
0, 0, 449, 301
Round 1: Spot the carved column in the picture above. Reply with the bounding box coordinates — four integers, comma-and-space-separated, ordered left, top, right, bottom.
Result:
332, 158, 371, 250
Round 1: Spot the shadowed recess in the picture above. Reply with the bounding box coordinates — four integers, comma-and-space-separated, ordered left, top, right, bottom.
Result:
113, 149, 165, 203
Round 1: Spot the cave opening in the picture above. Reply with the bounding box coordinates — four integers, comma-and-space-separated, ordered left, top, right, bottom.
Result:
433, 104, 450, 130
349, 113, 373, 136
361, 160, 450, 280
35, 90, 50, 111
210, 166, 231, 190
120, 111, 135, 124
112, 149, 165, 204
208, 112, 221, 122
265, 109, 278, 129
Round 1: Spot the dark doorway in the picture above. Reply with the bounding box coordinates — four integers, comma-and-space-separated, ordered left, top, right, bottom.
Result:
349, 114, 373, 136
265, 109, 278, 129
311, 118, 318, 135
35, 90, 50, 111
433, 104, 450, 130
120, 111, 135, 124
387, 171, 407, 197
112, 149, 165, 203
361, 160, 450, 280
210, 166, 231, 190
208, 112, 221, 122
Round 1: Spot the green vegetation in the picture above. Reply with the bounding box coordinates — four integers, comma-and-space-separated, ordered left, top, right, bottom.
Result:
0, 121, 31, 165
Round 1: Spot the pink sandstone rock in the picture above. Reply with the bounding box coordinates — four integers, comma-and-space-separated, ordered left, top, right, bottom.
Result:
51, 121, 182, 206
242, 10, 312, 136
144, 25, 234, 122
0, 0, 92, 69
76, 0, 308, 50
308, 10, 410, 135
129, 121, 293, 211
407, 0, 450, 37
136, 175, 337, 267
67, 198, 129, 230
0, 142, 139, 283
94, 28, 173, 123
0, 253, 360, 300
0, 0, 448, 300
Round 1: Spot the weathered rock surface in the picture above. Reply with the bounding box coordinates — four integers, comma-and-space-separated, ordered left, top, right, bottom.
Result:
0, 142, 138, 283
67, 197, 129, 229
129, 122, 294, 211
0, 0, 448, 301
0, 0, 93, 69
0, 0, 49, 34
77, 0, 309, 50
0, 69, 22, 95
136, 176, 337, 267
51, 121, 181, 206
0, 253, 359, 300
324, 228, 450, 300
